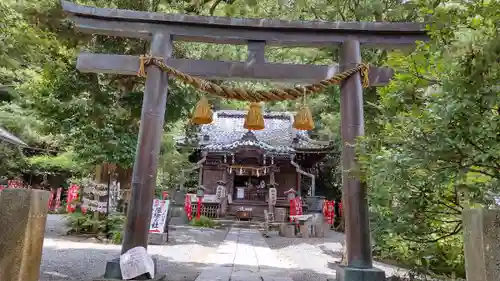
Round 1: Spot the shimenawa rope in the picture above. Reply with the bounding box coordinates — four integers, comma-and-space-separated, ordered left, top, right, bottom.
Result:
137, 55, 369, 102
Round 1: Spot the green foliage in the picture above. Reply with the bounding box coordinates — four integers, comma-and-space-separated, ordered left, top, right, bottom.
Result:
190, 216, 217, 228
0, 0, 58, 85
0, 143, 25, 178
157, 131, 192, 189
66, 211, 97, 234
106, 213, 126, 244
357, 1, 499, 277
65, 210, 125, 244
28, 151, 82, 172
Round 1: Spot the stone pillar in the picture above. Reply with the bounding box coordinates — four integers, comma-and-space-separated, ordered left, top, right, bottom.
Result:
300, 224, 309, 238
275, 207, 286, 222
311, 213, 325, 237
0, 189, 50, 281
463, 208, 500, 281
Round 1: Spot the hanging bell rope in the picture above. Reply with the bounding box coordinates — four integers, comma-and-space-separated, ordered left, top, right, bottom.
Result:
293, 87, 315, 131
243, 102, 265, 130
137, 55, 370, 102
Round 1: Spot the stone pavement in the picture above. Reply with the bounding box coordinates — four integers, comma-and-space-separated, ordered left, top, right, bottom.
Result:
195, 228, 293, 281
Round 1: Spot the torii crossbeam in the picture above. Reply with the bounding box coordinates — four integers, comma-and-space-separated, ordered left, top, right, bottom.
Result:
61, 1, 428, 280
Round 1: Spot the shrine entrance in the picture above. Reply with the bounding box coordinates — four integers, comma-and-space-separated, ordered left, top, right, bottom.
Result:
61, 1, 428, 280
233, 174, 269, 201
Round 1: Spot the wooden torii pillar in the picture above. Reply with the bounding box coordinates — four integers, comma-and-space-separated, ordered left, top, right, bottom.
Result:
61, 1, 427, 280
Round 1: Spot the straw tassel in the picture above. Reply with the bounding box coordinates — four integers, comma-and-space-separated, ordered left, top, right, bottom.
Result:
293, 105, 315, 130
361, 64, 370, 88
244, 102, 265, 130
137, 55, 148, 77
293, 87, 314, 130
191, 96, 213, 125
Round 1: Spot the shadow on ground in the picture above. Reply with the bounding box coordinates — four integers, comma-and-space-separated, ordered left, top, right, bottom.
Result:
42, 216, 408, 281
40, 225, 229, 281
168, 225, 228, 247
40, 245, 333, 281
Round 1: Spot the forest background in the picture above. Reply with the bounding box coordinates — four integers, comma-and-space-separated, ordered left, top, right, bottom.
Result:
0, 0, 498, 278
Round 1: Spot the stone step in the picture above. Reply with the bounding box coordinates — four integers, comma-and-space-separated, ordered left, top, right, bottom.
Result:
214, 219, 283, 230
195, 228, 294, 281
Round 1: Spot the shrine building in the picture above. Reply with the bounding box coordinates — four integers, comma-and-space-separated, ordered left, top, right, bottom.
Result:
184, 110, 334, 218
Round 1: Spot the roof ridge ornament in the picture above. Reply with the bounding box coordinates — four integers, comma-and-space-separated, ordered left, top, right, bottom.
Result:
240, 130, 258, 142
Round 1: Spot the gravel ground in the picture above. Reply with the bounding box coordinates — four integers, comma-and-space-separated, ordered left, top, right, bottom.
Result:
41, 216, 406, 281
264, 229, 408, 281
40, 215, 229, 281
45, 214, 70, 238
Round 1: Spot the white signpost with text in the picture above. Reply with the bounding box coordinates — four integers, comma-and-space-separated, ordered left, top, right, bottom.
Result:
149, 199, 170, 233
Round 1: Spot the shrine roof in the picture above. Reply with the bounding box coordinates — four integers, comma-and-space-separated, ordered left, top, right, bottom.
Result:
203, 130, 295, 154
198, 110, 333, 153
0, 127, 27, 147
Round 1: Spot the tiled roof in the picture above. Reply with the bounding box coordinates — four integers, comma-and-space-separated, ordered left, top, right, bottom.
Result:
0, 127, 27, 146
203, 131, 295, 154
198, 110, 333, 153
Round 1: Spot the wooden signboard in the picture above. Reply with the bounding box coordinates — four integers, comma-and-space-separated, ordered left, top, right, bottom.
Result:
149, 199, 170, 233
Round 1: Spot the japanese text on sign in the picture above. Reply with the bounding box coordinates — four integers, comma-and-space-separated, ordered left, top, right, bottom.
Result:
149, 199, 170, 233
120, 246, 155, 279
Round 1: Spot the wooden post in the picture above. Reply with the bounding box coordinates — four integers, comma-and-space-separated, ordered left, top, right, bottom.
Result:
121, 32, 172, 254
198, 166, 203, 186
339, 39, 372, 269
336, 39, 385, 281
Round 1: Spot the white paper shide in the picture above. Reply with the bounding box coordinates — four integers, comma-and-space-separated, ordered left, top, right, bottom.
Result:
120, 246, 155, 280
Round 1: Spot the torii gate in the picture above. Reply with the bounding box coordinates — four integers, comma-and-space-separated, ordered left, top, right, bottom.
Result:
61, 1, 428, 280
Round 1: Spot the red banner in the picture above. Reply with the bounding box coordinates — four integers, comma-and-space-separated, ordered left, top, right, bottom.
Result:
66, 184, 80, 213
55, 187, 62, 210
7, 179, 23, 189
289, 199, 297, 220
322, 200, 336, 224
327, 201, 335, 224
196, 197, 202, 220
162, 191, 168, 200
295, 197, 303, 216
48, 189, 56, 210
184, 194, 192, 221
289, 197, 303, 222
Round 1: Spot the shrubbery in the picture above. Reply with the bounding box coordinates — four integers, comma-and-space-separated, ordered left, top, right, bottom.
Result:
190, 216, 217, 228
66, 211, 125, 244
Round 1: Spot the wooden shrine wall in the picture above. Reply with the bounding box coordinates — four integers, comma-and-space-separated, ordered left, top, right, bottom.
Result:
275, 171, 297, 197
201, 166, 224, 194
200, 164, 298, 198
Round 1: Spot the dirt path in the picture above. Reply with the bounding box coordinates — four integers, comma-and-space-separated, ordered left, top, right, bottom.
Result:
40, 224, 228, 281
265, 230, 408, 281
